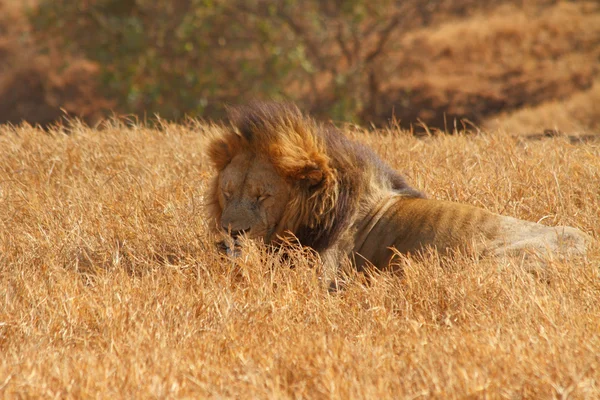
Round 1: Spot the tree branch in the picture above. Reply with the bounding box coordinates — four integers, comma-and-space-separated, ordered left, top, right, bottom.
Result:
364, 13, 401, 65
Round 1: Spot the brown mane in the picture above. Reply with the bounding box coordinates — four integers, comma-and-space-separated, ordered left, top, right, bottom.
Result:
207, 101, 421, 251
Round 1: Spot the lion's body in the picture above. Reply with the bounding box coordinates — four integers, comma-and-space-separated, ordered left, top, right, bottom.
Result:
350, 196, 498, 270
350, 195, 588, 271
206, 102, 591, 284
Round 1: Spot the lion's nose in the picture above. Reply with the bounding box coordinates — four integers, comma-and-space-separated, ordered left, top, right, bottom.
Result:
221, 226, 250, 239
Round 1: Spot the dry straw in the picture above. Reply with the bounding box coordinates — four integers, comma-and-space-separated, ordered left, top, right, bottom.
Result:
0, 121, 598, 398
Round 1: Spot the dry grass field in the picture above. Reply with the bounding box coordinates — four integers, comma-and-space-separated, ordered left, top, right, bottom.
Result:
1, 121, 599, 399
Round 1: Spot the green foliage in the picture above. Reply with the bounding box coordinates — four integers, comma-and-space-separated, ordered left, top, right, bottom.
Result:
28, 0, 507, 123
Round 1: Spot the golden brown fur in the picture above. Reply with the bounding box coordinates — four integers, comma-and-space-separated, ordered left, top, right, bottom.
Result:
206, 102, 592, 285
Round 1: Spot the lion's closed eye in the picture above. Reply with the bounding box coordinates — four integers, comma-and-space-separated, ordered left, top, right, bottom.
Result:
257, 193, 271, 203
222, 190, 233, 201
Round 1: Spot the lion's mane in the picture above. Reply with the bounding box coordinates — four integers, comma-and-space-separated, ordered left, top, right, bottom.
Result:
206, 101, 422, 252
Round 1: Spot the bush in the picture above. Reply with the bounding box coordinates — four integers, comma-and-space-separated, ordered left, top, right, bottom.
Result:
29, 0, 517, 124
0, 1, 110, 126
16, 0, 600, 129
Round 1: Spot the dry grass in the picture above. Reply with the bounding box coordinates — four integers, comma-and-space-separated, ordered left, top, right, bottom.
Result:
384, 1, 600, 129
486, 80, 600, 134
1, 121, 599, 399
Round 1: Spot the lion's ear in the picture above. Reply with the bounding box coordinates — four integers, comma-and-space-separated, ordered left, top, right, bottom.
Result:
207, 133, 240, 170
292, 164, 326, 187
268, 139, 331, 188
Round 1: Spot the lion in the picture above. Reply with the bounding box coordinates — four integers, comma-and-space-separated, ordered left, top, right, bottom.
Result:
205, 102, 592, 286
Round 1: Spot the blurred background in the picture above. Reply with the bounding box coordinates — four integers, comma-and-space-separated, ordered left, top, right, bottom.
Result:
0, 0, 598, 132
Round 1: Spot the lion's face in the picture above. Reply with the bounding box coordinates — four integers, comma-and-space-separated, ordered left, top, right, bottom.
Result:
217, 151, 292, 243
207, 102, 335, 254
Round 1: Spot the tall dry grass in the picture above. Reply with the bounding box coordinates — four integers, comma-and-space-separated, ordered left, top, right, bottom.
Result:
0, 121, 599, 398
385, 1, 600, 129
486, 80, 600, 134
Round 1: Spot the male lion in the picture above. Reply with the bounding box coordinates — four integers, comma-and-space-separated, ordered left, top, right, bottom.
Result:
206, 102, 591, 286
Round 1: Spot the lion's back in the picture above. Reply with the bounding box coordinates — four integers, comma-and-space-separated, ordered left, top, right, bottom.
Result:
352, 195, 591, 270
352, 197, 500, 270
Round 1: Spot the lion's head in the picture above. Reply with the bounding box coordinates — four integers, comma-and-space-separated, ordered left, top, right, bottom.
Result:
206, 102, 342, 251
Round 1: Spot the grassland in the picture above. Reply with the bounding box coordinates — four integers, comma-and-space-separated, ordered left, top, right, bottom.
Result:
0, 121, 599, 399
